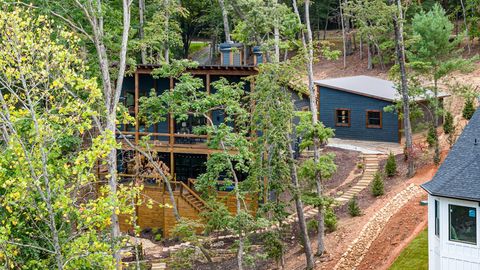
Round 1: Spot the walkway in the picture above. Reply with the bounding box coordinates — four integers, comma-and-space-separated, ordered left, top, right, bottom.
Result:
335, 153, 380, 204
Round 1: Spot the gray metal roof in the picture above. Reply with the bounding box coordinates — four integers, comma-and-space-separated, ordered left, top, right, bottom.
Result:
314, 75, 449, 102
422, 109, 480, 202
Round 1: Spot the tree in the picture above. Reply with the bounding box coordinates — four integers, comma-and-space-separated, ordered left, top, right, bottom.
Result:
371, 172, 385, 196
218, 0, 232, 42
385, 152, 397, 177
409, 4, 476, 164
389, 3, 416, 179
0, 8, 127, 269
443, 111, 454, 134
251, 62, 314, 269
463, 98, 476, 120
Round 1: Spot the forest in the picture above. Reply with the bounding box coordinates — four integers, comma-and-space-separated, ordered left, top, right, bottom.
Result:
0, 0, 479, 269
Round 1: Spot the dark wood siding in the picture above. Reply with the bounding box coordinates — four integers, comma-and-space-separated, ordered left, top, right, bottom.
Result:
318, 87, 399, 142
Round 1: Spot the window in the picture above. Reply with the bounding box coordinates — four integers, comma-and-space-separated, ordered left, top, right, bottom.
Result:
435, 200, 440, 237
449, 204, 477, 245
335, 109, 351, 127
366, 110, 382, 128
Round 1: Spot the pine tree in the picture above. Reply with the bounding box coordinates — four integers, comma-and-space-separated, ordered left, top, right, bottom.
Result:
385, 152, 397, 177
443, 111, 454, 134
348, 196, 361, 217
372, 172, 385, 197
463, 98, 476, 120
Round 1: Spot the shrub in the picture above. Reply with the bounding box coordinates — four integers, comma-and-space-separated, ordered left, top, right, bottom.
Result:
324, 207, 338, 232
348, 196, 361, 217
426, 124, 437, 148
307, 219, 318, 234
463, 98, 476, 120
154, 233, 162, 242
385, 152, 397, 177
443, 111, 454, 134
371, 172, 385, 197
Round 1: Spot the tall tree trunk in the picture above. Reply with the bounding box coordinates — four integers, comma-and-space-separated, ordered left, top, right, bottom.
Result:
304, 0, 325, 258
359, 34, 363, 60
288, 143, 315, 270
342, 0, 353, 55
291, 1, 316, 267
339, 0, 347, 69
218, 0, 232, 43
460, 0, 471, 53
165, 0, 170, 64
367, 42, 372, 70
390, 0, 415, 177
433, 77, 440, 165
139, 0, 146, 64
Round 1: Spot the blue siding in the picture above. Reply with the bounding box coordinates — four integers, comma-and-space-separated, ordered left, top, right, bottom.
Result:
319, 87, 399, 142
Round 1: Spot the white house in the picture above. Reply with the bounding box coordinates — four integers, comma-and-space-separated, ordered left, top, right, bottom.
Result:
422, 110, 480, 270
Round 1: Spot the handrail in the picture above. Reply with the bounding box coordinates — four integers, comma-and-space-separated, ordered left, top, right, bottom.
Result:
172, 180, 212, 212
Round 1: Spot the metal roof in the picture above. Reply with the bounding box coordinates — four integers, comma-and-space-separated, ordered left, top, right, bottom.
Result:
422, 109, 480, 202
314, 75, 449, 102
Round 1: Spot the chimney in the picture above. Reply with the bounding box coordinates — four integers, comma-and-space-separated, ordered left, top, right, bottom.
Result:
253, 46, 263, 65
219, 42, 244, 66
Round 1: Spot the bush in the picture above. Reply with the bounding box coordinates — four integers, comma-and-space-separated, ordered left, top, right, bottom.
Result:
385, 152, 397, 177
371, 172, 385, 197
443, 111, 454, 134
463, 98, 476, 120
348, 196, 361, 217
426, 124, 437, 148
154, 233, 162, 242
324, 207, 338, 232
307, 219, 318, 234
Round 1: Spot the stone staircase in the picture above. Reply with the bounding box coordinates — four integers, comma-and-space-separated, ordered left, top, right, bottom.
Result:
151, 262, 167, 270
335, 153, 380, 204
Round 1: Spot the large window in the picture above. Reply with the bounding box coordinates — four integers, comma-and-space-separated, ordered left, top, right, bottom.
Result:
435, 200, 440, 237
366, 110, 382, 128
335, 109, 351, 127
449, 204, 477, 245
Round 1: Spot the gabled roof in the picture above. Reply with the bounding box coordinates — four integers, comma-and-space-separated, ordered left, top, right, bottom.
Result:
422, 109, 480, 202
314, 75, 449, 102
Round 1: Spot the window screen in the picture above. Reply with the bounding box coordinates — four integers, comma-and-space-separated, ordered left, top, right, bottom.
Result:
435, 200, 440, 236
336, 109, 350, 126
449, 204, 477, 245
366, 110, 381, 128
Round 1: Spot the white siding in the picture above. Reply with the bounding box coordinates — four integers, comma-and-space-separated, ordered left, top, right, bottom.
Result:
428, 195, 480, 270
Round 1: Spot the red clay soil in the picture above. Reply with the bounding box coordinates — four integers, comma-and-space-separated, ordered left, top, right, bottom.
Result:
278, 160, 440, 270
357, 193, 428, 270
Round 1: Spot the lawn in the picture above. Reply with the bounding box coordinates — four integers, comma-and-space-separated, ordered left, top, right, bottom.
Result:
189, 41, 209, 55
389, 229, 428, 270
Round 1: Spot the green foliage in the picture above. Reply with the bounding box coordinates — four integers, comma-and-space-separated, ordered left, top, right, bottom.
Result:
463, 98, 476, 120
0, 8, 128, 268
348, 196, 361, 217
324, 207, 338, 232
169, 248, 196, 270
385, 152, 397, 177
443, 111, 454, 134
427, 124, 437, 148
307, 219, 319, 234
262, 231, 285, 265
371, 172, 385, 197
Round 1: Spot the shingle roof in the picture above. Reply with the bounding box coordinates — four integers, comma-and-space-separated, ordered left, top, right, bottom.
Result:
422, 109, 480, 202
314, 75, 449, 102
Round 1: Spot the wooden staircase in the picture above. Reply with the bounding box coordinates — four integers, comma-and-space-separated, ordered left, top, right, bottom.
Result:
168, 179, 210, 214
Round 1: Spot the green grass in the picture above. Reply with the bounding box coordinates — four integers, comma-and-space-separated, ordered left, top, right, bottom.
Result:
389, 229, 428, 270
189, 41, 209, 55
